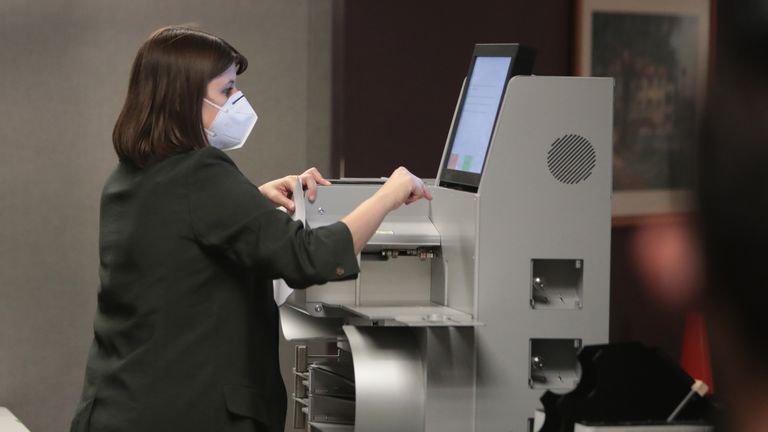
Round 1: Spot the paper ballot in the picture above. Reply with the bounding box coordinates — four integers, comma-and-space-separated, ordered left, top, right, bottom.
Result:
273, 177, 306, 306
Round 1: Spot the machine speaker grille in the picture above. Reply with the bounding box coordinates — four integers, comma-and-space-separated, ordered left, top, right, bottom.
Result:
547, 134, 596, 184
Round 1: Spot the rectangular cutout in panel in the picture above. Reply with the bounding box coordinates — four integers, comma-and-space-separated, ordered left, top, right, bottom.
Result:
530, 259, 583, 309
529, 338, 581, 390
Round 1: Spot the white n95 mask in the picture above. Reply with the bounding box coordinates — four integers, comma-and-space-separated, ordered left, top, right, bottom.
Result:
204, 91, 258, 151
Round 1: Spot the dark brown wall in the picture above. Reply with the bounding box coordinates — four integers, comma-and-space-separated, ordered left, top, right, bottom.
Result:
333, 0, 574, 178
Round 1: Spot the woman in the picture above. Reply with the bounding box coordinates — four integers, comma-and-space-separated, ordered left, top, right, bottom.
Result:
70, 26, 431, 432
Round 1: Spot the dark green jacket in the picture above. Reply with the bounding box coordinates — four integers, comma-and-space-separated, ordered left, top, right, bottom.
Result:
70, 147, 359, 432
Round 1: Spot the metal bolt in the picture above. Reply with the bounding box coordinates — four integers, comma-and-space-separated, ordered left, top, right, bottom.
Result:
317, 207, 325, 215
532, 277, 546, 290
314, 304, 323, 313
531, 356, 545, 370
417, 249, 435, 261
382, 249, 399, 259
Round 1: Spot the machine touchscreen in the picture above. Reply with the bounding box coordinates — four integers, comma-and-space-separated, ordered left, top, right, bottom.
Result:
439, 44, 535, 191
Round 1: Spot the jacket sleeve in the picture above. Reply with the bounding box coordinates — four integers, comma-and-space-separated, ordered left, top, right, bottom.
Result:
185, 147, 359, 289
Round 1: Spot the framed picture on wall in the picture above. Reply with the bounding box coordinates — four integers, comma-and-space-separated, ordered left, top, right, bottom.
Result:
575, 0, 712, 220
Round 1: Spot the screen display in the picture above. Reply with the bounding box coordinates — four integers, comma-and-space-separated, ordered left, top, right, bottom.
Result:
446, 56, 512, 174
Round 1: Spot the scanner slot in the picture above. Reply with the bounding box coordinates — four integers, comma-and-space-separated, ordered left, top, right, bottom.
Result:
290, 184, 484, 327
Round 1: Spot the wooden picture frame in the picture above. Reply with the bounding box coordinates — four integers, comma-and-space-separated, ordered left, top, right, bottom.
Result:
575, 0, 712, 222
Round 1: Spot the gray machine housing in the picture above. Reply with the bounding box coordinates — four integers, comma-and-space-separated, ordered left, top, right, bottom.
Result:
281, 76, 614, 432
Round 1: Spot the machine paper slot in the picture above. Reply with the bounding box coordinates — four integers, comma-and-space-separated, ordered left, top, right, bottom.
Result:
341, 305, 481, 327
309, 218, 440, 251
309, 422, 354, 432
308, 394, 356, 425
309, 365, 355, 398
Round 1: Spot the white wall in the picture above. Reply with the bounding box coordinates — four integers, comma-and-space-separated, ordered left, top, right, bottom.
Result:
0, 1, 333, 431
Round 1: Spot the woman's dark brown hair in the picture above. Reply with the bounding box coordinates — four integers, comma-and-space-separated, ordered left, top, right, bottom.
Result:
113, 26, 248, 167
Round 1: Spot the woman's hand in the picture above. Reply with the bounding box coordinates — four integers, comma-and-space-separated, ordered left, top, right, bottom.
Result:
341, 167, 432, 254
258, 167, 331, 213
375, 167, 433, 211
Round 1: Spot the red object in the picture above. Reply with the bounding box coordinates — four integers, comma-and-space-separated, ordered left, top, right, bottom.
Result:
448, 153, 458, 170
680, 311, 715, 393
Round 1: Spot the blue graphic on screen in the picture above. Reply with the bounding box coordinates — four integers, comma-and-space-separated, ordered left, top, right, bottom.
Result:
447, 56, 511, 174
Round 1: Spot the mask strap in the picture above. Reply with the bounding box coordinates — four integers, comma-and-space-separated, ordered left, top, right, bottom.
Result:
203, 98, 225, 111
